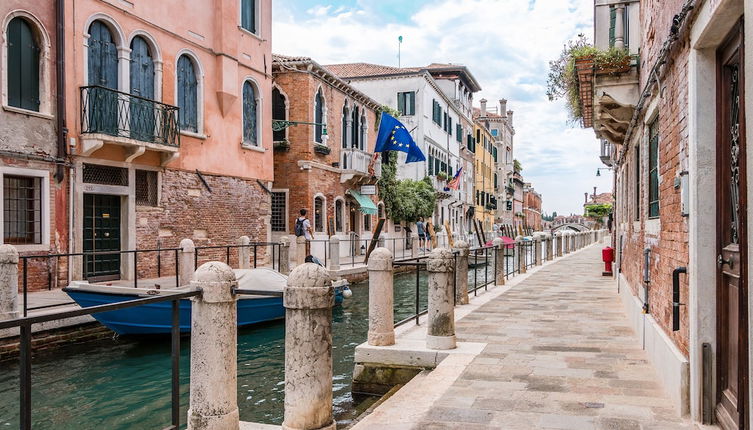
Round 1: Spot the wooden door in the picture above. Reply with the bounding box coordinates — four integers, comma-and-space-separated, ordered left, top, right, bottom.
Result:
83, 194, 122, 281
129, 36, 155, 141
716, 22, 748, 430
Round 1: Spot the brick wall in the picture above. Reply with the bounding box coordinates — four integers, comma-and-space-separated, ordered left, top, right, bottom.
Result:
615, 0, 691, 355
133, 168, 271, 279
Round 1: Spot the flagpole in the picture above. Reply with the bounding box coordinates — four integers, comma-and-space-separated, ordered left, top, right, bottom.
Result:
398, 35, 403, 68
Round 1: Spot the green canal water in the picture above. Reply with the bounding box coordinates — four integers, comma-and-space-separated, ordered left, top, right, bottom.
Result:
0, 264, 495, 429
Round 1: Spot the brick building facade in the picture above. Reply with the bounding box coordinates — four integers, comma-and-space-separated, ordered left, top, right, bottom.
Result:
580, 0, 753, 425
523, 183, 542, 231
271, 55, 382, 260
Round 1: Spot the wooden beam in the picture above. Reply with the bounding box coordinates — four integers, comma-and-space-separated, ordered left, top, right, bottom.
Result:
364, 218, 386, 264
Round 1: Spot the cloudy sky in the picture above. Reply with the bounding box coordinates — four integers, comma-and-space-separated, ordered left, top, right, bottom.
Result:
272, 0, 613, 216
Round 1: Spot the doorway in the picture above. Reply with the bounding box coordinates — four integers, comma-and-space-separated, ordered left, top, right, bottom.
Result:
715, 22, 748, 430
83, 194, 122, 281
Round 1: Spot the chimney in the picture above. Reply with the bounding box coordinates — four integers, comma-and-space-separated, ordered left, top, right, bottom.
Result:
480, 99, 487, 115
506, 110, 514, 126
584, 192, 589, 204
499, 99, 507, 117
593, 186, 597, 200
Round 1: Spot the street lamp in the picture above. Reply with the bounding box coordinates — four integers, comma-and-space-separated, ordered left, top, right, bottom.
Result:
596, 167, 612, 177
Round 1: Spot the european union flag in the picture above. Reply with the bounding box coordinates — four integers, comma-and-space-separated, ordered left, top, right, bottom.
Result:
374, 112, 426, 163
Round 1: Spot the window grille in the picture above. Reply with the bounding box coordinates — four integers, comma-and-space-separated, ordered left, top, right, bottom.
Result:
3, 175, 42, 244
364, 213, 371, 231
271, 192, 286, 232
83, 163, 128, 186
135, 170, 158, 206
335, 200, 343, 232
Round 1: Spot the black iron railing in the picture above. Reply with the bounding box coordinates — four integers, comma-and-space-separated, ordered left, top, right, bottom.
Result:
80, 85, 180, 147
0, 290, 201, 430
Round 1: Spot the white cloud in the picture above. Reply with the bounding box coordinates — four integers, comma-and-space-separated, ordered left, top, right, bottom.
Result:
272, 0, 613, 216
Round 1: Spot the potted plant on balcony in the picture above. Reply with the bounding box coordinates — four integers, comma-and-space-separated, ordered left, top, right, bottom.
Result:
594, 47, 632, 75
273, 139, 290, 152
313, 144, 331, 155
436, 171, 449, 181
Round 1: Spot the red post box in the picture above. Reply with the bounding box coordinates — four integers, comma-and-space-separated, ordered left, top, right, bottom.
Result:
602, 246, 614, 276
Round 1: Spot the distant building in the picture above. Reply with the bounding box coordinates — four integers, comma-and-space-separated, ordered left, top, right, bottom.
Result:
523, 184, 542, 231
472, 112, 496, 232
474, 99, 515, 225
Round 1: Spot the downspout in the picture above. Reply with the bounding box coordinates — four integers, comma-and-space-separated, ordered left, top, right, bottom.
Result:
55, 0, 67, 181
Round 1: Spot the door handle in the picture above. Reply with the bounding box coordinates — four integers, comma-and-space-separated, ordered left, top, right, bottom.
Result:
717, 254, 733, 269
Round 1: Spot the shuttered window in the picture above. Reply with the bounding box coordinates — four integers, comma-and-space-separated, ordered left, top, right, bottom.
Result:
242, 81, 258, 146
241, 0, 256, 33
272, 87, 286, 142
7, 18, 40, 111
315, 90, 324, 144
648, 119, 659, 218
456, 124, 462, 142
177, 55, 199, 132
397, 91, 415, 115
341, 105, 349, 148
432, 100, 442, 125
608, 7, 616, 48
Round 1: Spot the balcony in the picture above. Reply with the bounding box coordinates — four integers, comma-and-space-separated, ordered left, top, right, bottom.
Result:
599, 139, 613, 166
340, 147, 381, 184
430, 175, 453, 199
80, 86, 180, 165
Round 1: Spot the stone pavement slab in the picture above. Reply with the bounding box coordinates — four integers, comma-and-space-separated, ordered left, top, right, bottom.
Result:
354, 244, 692, 429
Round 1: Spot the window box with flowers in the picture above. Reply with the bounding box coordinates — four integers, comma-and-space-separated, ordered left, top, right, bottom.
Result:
436, 171, 449, 181
314, 144, 331, 156
273, 139, 291, 152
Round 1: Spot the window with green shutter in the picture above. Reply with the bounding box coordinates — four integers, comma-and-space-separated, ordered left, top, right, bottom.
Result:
456, 124, 462, 142
397, 92, 415, 115
428, 154, 434, 175
648, 118, 659, 218
608, 7, 616, 48
241, 0, 256, 33
7, 17, 40, 112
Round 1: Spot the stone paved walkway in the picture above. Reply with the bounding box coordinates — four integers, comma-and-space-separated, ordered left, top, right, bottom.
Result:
372, 245, 692, 429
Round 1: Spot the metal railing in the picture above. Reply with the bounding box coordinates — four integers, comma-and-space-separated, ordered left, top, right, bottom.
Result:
17, 240, 281, 317
80, 85, 180, 147
0, 289, 201, 430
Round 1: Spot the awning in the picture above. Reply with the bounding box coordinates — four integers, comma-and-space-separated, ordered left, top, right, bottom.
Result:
348, 190, 378, 215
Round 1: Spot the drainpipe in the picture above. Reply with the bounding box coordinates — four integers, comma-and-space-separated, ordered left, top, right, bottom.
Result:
54, 0, 67, 182
642, 248, 651, 313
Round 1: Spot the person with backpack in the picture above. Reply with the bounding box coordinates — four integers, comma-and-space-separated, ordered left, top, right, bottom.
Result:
295, 208, 313, 254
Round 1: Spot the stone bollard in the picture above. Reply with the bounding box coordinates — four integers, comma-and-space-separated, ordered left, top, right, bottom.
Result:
546, 233, 553, 261
295, 236, 306, 267
328, 237, 340, 271
563, 232, 570, 254
279, 236, 291, 275
534, 234, 542, 266
238, 236, 250, 269
411, 232, 419, 257
492, 238, 505, 286
179, 238, 196, 287
368, 248, 394, 345
426, 248, 456, 350
283, 263, 335, 430
187, 262, 239, 430
453, 240, 470, 304
0, 245, 19, 320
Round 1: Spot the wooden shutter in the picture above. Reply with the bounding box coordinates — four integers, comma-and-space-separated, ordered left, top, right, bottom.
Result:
272, 87, 286, 142
397, 92, 405, 115
177, 56, 198, 132
408, 92, 415, 115
7, 18, 40, 111
609, 7, 616, 48
243, 81, 257, 145
315, 90, 324, 143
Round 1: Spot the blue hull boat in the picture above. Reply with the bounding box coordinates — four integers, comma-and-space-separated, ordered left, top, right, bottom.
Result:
64, 268, 349, 336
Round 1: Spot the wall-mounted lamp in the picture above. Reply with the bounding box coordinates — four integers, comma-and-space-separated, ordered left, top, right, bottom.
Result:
596, 167, 613, 177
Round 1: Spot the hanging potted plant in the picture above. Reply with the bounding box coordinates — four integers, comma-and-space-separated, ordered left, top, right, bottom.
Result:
314, 144, 331, 155
273, 139, 291, 152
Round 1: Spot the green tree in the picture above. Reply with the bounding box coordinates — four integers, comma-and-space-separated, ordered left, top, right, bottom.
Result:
377, 151, 436, 223
584, 203, 612, 218
513, 159, 522, 173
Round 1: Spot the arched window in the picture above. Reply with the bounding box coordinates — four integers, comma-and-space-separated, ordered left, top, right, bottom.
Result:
129, 36, 155, 141
272, 87, 286, 142
314, 89, 324, 144
242, 80, 258, 146
335, 199, 343, 232
314, 196, 324, 232
351, 106, 360, 149
177, 54, 198, 132
377, 202, 385, 220
360, 112, 367, 150
363, 213, 371, 232
341, 103, 349, 149
87, 20, 118, 133
6, 17, 39, 111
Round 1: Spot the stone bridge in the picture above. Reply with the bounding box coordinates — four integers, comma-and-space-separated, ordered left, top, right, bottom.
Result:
550, 222, 591, 232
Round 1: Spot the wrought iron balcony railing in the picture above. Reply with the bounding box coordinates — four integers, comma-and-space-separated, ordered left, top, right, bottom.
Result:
81, 86, 180, 148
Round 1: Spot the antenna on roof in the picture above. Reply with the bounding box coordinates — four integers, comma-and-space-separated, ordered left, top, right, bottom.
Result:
398, 35, 403, 68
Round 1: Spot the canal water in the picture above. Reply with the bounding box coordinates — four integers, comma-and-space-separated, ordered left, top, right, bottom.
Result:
0, 262, 497, 429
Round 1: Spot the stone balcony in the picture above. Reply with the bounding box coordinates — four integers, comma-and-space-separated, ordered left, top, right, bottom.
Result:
79, 85, 180, 166
340, 147, 381, 185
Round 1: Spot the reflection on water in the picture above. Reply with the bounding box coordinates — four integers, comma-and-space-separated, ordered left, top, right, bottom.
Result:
1, 266, 500, 429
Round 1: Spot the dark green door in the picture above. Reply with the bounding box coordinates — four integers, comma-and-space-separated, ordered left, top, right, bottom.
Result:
87, 20, 119, 135
129, 36, 155, 142
83, 194, 121, 281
